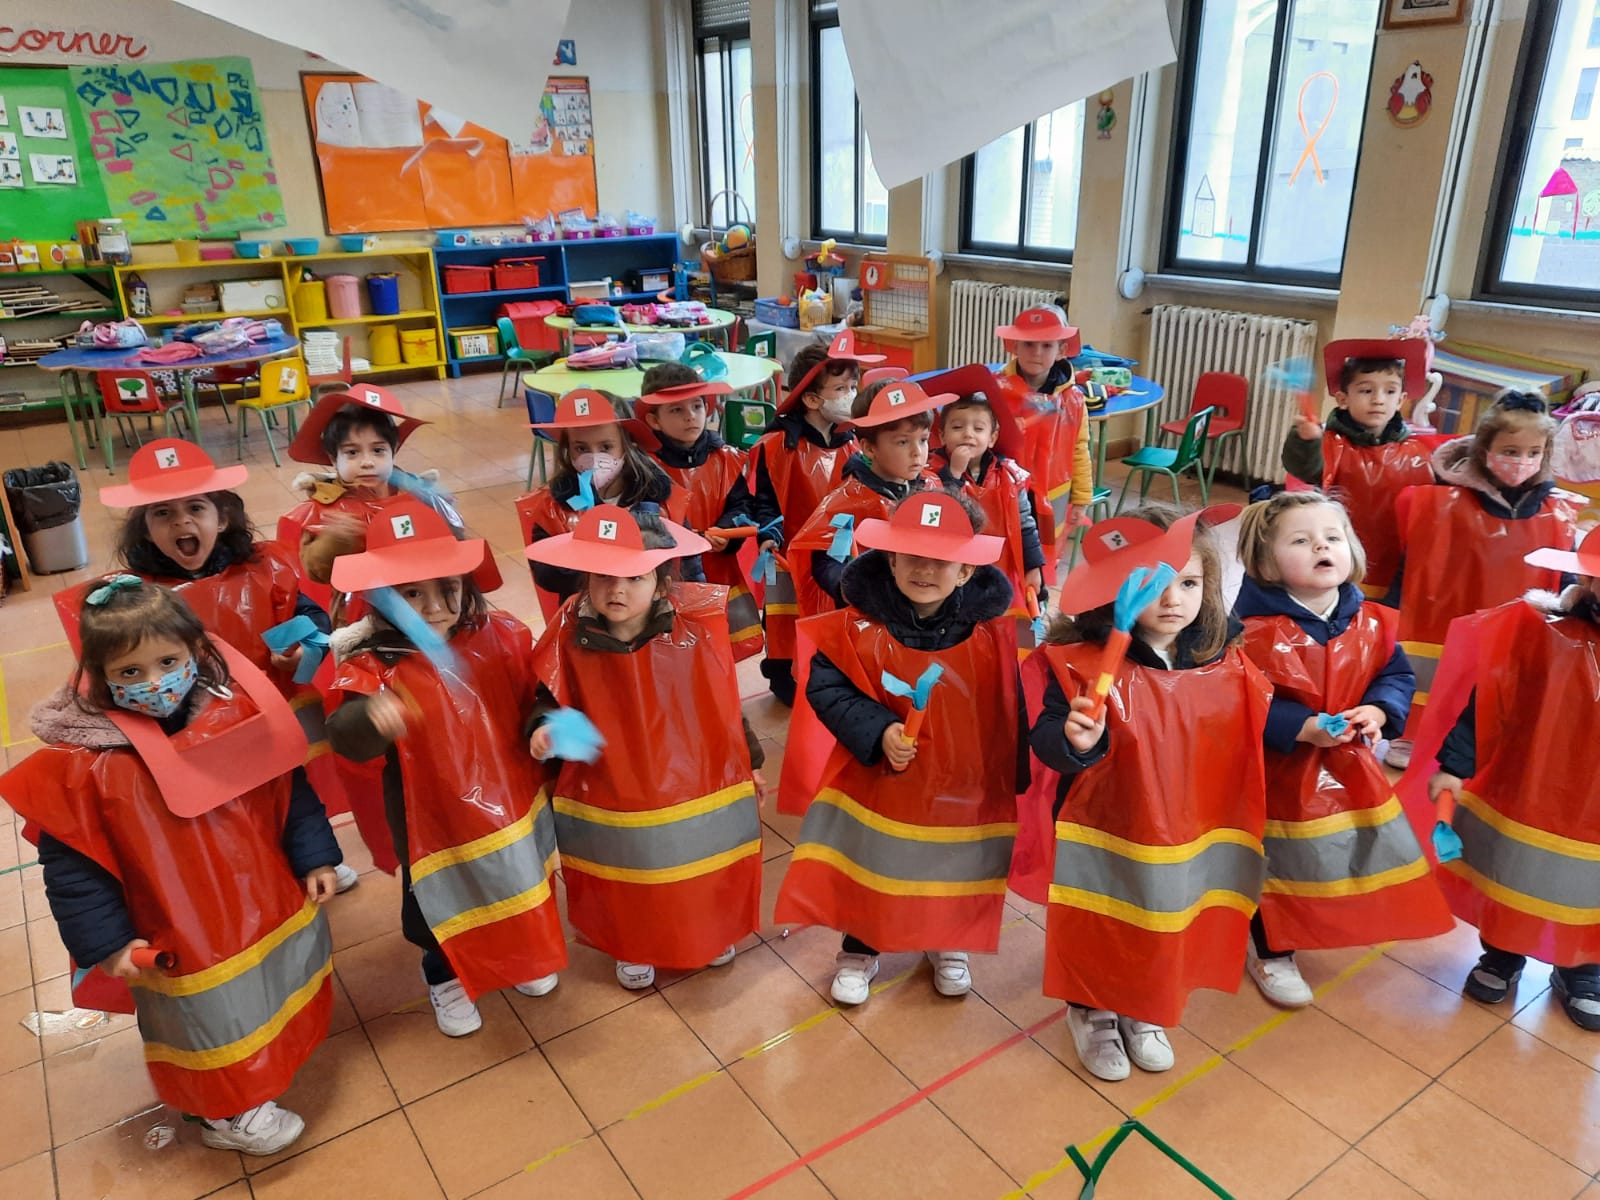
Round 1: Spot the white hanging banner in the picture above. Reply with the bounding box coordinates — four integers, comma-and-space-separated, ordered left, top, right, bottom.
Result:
169, 0, 573, 140
839, 0, 1176, 188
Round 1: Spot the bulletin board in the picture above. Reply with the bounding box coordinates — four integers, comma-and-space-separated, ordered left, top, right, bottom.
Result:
0, 65, 113, 241
301, 73, 598, 234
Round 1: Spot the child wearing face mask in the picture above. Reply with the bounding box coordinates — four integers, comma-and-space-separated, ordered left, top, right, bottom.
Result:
1390, 391, 1580, 767
1023, 504, 1269, 1083
775, 490, 1027, 1008
785, 373, 947, 618
633, 362, 764, 659
2, 579, 340, 1156
324, 498, 568, 1037
746, 329, 885, 704
1231, 493, 1449, 1009
516, 387, 699, 618
525, 506, 764, 990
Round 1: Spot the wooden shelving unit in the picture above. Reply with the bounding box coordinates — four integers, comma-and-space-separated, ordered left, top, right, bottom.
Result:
0, 266, 120, 410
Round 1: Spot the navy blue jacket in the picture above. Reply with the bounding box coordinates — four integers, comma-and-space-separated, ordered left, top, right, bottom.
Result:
1232, 577, 1414, 754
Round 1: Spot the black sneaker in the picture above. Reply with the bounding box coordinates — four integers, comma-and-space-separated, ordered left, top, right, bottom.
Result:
1551, 966, 1600, 1031
760, 659, 796, 707
1463, 948, 1526, 1004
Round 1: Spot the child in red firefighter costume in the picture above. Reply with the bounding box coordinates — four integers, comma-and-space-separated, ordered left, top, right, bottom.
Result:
1391, 391, 1581, 765
633, 361, 764, 660
1024, 504, 1269, 1082
785, 373, 949, 619
925, 364, 1049, 650
1, 579, 341, 1155
747, 329, 885, 704
525, 506, 764, 991
1232, 492, 1450, 1009
1282, 339, 1435, 603
774, 490, 1026, 1007
996, 305, 1094, 571
323, 498, 567, 1038
516, 387, 697, 620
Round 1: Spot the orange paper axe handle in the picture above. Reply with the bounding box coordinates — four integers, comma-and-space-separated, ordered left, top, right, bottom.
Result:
902, 706, 929, 745
1025, 587, 1041, 620
716, 524, 759, 539
1085, 628, 1131, 722
1435, 788, 1457, 826
1298, 392, 1320, 425
130, 947, 177, 972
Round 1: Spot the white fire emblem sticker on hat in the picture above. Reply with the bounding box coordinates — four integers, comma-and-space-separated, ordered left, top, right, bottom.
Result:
920, 504, 943, 528
598, 519, 618, 541
886, 387, 906, 406
391, 514, 416, 539
1099, 529, 1129, 550
154, 447, 181, 470
360, 387, 383, 407
574, 396, 591, 417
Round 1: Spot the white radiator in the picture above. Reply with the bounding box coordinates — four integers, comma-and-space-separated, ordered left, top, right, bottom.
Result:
947, 280, 1063, 366
1143, 304, 1319, 485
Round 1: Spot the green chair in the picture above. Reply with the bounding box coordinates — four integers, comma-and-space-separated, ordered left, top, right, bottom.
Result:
721, 397, 776, 450
1114, 406, 1214, 512
744, 330, 777, 358
1068, 485, 1115, 568
496, 317, 557, 409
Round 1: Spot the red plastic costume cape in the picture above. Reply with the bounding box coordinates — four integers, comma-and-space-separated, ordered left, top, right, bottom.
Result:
773, 609, 1020, 953
1397, 486, 1578, 723
1238, 609, 1451, 948
330, 612, 568, 998
1320, 434, 1433, 596
786, 473, 938, 619
531, 584, 761, 967
0, 692, 331, 1120
1397, 599, 1600, 966
945, 455, 1036, 652
746, 430, 851, 659
1001, 361, 1085, 568
654, 444, 764, 660
1026, 642, 1271, 1027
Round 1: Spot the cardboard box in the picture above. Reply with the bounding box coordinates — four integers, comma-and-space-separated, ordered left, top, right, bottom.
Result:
219, 278, 285, 313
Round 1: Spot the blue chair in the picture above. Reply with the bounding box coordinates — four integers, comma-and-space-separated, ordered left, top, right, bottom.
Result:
1114, 406, 1214, 512
524, 388, 558, 488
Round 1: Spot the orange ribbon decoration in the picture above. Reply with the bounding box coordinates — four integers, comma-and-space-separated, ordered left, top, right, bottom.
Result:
1288, 72, 1339, 187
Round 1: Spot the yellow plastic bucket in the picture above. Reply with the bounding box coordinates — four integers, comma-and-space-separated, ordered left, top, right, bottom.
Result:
294, 280, 329, 323
369, 324, 401, 367
400, 327, 437, 365
173, 239, 201, 263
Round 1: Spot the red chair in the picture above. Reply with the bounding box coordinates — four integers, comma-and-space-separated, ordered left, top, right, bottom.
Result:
1160, 372, 1248, 492
96, 370, 192, 470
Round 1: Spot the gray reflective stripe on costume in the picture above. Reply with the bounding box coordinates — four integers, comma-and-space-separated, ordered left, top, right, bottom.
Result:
132, 910, 332, 1055
1455, 805, 1600, 911
799, 799, 1014, 884
1051, 493, 1071, 529
554, 793, 760, 873
1401, 641, 1441, 697
1263, 818, 1425, 885
294, 699, 329, 743
765, 569, 797, 606
411, 801, 558, 933
727, 589, 762, 633
1052, 838, 1264, 913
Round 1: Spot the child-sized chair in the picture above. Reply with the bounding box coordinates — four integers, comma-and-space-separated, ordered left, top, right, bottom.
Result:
1115, 406, 1214, 512
1159, 372, 1248, 493
497, 318, 557, 408
308, 337, 353, 402
96, 370, 192, 469
744, 330, 777, 359
721, 396, 776, 450
524, 387, 558, 488
237, 356, 313, 467
1068, 485, 1115, 569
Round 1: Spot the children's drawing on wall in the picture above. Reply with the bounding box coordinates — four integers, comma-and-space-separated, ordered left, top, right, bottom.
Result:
1289, 72, 1338, 185
0, 94, 8, 126
1190, 175, 1216, 239
0, 132, 17, 159
1387, 61, 1433, 127
0, 159, 21, 188
1096, 90, 1116, 139
28, 152, 76, 184
19, 105, 67, 138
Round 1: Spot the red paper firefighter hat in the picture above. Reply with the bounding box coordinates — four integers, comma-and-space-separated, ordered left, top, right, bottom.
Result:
861, 366, 909, 389
920, 363, 1028, 460
531, 387, 627, 432
779, 327, 887, 414
995, 306, 1082, 355
847, 380, 956, 429
854, 491, 1004, 566
99, 438, 249, 508
1057, 504, 1241, 615
329, 496, 493, 593
634, 379, 734, 409
523, 504, 711, 575
1525, 526, 1600, 576
289, 384, 429, 465
1322, 338, 1430, 399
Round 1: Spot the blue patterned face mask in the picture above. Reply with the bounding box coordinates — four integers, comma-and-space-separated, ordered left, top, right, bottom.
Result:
108, 657, 197, 719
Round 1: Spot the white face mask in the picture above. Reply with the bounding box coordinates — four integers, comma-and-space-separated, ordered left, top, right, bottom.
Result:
575, 452, 623, 490
819, 392, 856, 425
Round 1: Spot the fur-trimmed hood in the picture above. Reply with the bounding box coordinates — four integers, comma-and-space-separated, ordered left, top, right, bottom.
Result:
1525, 584, 1600, 620
839, 549, 1013, 650
328, 615, 417, 665
291, 466, 443, 502
1432, 436, 1554, 518
29, 686, 129, 749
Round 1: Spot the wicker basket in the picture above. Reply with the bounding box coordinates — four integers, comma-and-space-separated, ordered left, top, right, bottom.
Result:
702, 241, 756, 284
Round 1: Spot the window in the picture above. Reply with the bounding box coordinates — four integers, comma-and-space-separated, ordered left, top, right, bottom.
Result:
694, 0, 755, 227
958, 101, 1086, 261
1165, 0, 1381, 283
1482, 0, 1600, 305
811, 4, 887, 242
1589, 12, 1600, 48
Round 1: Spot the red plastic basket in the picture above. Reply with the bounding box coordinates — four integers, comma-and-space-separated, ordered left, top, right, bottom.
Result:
493, 259, 542, 290
443, 264, 492, 294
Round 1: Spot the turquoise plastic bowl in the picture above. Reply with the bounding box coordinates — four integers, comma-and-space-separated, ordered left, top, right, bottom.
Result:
285, 237, 321, 255
234, 240, 272, 258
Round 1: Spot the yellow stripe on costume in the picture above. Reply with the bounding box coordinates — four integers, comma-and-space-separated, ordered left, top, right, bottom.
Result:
560, 840, 761, 886
411, 794, 549, 883
765, 603, 799, 616
430, 879, 555, 943
555, 782, 754, 830
1053, 821, 1262, 865
142, 962, 332, 1071
1261, 858, 1429, 898
1400, 640, 1442, 660
1047, 883, 1257, 932
1456, 790, 1600, 863
791, 843, 1010, 898
1442, 860, 1600, 924
815, 789, 1019, 844
135, 901, 321, 998
1264, 796, 1405, 840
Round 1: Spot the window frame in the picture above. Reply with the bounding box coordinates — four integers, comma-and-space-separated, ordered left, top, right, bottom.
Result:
1160, 0, 1379, 287
1478, 0, 1600, 310
696, 32, 752, 228
956, 108, 1081, 264
808, 12, 886, 245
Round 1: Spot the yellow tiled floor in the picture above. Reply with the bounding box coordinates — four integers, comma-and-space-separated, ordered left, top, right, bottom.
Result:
0, 376, 1595, 1199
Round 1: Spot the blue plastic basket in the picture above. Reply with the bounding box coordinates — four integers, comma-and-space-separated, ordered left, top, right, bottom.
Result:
284, 237, 320, 255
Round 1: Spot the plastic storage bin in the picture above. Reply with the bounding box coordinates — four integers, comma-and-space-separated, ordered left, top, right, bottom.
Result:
326, 274, 362, 319
294, 279, 329, 322
449, 326, 499, 358
753, 297, 800, 329
492, 259, 542, 290
500, 301, 562, 352
400, 328, 438, 364
4, 462, 88, 574
366, 272, 401, 315
443, 264, 493, 294
369, 324, 401, 366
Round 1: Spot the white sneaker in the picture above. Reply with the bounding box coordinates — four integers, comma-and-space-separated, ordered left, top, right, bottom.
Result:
615, 961, 656, 990
927, 951, 972, 997
428, 978, 483, 1036
830, 952, 880, 1005
1383, 738, 1413, 770
199, 1101, 305, 1155
514, 973, 559, 997
1246, 945, 1314, 1008
708, 945, 737, 967
1117, 1016, 1175, 1072
1067, 1007, 1129, 1081
332, 863, 360, 893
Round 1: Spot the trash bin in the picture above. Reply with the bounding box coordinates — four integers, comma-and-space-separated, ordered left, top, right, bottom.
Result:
4, 462, 88, 574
